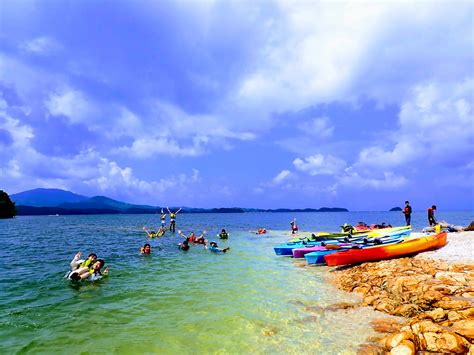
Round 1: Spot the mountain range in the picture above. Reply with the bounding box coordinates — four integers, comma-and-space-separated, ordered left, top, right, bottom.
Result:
10, 188, 349, 215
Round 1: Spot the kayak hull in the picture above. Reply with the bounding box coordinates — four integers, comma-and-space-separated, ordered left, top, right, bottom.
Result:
324, 232, 447, 267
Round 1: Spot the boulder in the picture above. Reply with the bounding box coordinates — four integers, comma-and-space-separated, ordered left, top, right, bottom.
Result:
434, 297, 472, 310
390, 339, 415, 355
371, 318, 403, 333
392, 304, 420, 318
449, 319, 474, 341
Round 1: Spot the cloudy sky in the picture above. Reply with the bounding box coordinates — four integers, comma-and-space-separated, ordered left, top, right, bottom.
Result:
0, 1, 472, 210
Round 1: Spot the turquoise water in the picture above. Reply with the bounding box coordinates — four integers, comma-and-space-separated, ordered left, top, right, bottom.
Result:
1, 211, 472, 354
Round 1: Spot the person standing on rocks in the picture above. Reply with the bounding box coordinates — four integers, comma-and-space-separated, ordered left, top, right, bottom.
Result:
403, 201, 412, 226
427, 205, 437, 226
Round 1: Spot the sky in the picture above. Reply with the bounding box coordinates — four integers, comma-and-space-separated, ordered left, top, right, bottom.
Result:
0, 0, 473, 210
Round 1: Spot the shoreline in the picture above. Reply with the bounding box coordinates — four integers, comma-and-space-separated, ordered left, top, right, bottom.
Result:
327, 231, 474, 353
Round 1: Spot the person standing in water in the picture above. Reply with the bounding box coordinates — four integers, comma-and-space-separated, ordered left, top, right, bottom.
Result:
290, 218, 299, 234
427, 205, 437, 226
403, 201, 412, 226
160, 208, 167, 229
167, 207, 182, 232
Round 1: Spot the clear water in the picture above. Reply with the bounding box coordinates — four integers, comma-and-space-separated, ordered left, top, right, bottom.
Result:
0, 211, 472, 353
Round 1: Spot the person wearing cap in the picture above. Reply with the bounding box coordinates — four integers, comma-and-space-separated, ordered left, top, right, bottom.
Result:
206, 241, 230, 253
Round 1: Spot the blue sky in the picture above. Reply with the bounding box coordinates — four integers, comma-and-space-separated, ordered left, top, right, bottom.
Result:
0, 1, 473, 210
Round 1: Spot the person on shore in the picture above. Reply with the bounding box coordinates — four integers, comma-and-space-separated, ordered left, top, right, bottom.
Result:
160, 209, 167, 228
178, 239, 190, 251
167, 207, 182, 232
140, 243, 151, 254
428, 205, 437, 226
219, 228, 229, 239
403, 201, 412, 226
290, 219, 299, 234
206, 241, 230, 253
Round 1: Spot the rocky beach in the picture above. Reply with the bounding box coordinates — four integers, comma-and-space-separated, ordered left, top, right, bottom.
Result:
329, 231, 474, 354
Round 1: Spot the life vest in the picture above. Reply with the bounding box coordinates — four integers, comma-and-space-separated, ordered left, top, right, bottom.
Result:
427, 208, 434, 217
189, 234, 196, 242
257, 228, 267, 234
170, 213, 176, 219
80, 259, 93, 268
403, 207, 410, 214
220, 232, 228, 239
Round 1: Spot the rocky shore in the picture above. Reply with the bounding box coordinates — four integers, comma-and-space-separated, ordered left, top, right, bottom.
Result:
329, 231, 474, 354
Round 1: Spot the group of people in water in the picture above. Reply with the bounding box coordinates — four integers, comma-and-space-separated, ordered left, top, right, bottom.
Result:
140, 208, 231, 255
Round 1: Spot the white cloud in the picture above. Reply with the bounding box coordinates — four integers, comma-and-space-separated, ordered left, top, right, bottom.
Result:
272, 169, 291, 184
293, 153, 346, 175
116, 136, 206, 158
338, 168, 408, 190
234, 1, 472, 113
45, 88, 95, 124
357, 79, 474, 168
19, 36, 61, 55
298, 116, 334, 139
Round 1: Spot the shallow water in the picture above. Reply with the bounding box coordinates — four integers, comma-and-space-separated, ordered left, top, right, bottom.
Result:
0, 211, 472, 353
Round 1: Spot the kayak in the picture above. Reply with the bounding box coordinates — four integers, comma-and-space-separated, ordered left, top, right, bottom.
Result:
304, 235, 407, 265
293, 243, 353, 258
324, 232, 447, 267
276, 227, 412, 256
288, 225, 411, 242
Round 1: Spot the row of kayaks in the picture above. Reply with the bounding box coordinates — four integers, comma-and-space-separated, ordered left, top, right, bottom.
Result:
274, 226, 447, 266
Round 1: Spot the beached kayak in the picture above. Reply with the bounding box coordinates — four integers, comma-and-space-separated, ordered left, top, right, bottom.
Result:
303, 235, 407, 265
288, 225, 411, 243
276, 227, 412, 256
324, 232, 447, 267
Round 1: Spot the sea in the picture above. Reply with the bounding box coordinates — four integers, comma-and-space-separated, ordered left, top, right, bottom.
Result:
1, 211, 472, 354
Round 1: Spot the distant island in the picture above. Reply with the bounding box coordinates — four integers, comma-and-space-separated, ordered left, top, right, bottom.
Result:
11, 188, 349, 216
390, 207, 402, 211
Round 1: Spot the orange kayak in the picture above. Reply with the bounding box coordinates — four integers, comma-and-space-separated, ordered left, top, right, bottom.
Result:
324, 232, 447, 267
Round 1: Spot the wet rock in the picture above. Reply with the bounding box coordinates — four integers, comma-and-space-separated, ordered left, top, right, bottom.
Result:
324, 301, 359, 311
371, 318, 403, 333
381, 331, 414, 349
357, 342, 385, 354
390, 339, 415, 355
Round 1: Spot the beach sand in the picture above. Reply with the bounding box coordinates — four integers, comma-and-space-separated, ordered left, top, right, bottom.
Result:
413, 231, 474, 264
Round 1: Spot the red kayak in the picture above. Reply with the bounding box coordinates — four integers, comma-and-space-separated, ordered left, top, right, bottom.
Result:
324, 232, 447, 267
